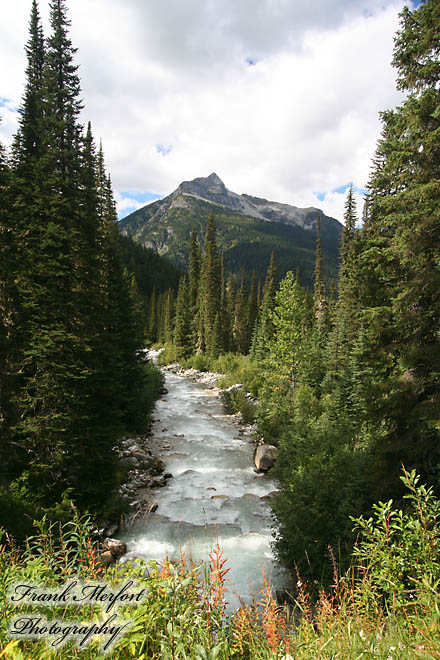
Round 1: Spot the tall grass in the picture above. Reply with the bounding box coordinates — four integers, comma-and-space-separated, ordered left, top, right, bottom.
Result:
1, 470, 439, 658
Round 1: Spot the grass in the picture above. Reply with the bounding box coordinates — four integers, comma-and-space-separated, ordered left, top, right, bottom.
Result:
1, 495, 439, 659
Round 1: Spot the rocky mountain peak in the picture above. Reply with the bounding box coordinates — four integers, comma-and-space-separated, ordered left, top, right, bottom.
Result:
172, 173, 341, 232
206, 172, 225, 187
177, 172, 227, 198
118, 172, 343, 287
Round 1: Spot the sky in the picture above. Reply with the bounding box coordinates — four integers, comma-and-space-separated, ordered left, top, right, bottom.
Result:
0, 0, 415, 223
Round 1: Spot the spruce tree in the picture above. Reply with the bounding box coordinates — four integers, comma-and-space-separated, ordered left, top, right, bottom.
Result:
12, 0, 45, 174
233, 271, 248, 354
225, 273, 236, 353
174, 276, 192, 359
189, 228, 200, 310
267, 271, 307, 387
163, 289, 175, 344
219, 249, 229, 352
358, 0, 440, 487
9, 0, 88, 499
340, 186, 356, 269
189, 228, 201, 353
210, 313, 223, 360
148, 288, 158, 343
337, 186, 361, 338
200, 213, 221, 355
246, 271, 258, 352
251, 253, 277, 362
313, 212, 325, 318
3, 1, 154, 514
0, 138, 15, 470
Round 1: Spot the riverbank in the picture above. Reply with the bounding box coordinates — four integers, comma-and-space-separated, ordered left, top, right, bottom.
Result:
162, 361, 259, 432
118, 366, 283, 609
102, 356, 259, 551
162, 362, 223, 390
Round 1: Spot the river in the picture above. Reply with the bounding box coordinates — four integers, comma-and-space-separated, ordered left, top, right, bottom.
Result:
122, 361, 286, 610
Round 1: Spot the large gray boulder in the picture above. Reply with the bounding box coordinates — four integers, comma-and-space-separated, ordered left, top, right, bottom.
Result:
254, 444, 278, 473
102, 538, 127, 558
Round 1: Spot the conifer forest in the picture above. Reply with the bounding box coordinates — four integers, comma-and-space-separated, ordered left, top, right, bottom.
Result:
0, 0, 439, 657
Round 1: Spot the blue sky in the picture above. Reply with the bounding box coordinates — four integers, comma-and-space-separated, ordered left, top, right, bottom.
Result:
0, 0, 411, 223
315, 183, 369, 201
115, 191, 162, 219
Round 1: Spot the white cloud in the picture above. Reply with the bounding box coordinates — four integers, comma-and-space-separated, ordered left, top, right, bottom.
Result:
316, 189, 367, 226
114, 191, 145, 218
0, 0, 408, 223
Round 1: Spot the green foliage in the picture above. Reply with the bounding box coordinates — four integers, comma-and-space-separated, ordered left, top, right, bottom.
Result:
118, 233, 182, 299
251, 252, 277, 363
260, 0, 440, 587
0, 2, 165, 532
187, 353, 211, 372
267, 271, 308, 383
199, 212, 222, 354
351, 468, 440, 606
233, 391, 256, 424
1, 495, 440, 659
119, 194, 342, 290
173, 276, 193, 359
255, 375, 296, 445
215, 354, 263, 397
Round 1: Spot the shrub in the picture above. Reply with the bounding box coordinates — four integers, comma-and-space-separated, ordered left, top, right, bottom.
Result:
227, 388, 256, 424
351, 467, 440, 607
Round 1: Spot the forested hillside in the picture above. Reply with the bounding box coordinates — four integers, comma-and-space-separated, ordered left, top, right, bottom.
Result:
119, 233, 182, 299
119, 178, 342, 289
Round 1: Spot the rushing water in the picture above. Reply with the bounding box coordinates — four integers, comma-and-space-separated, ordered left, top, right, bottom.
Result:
122, 360, 286, 609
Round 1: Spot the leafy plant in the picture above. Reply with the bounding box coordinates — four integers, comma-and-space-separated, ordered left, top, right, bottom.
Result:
351, 467, 440, 607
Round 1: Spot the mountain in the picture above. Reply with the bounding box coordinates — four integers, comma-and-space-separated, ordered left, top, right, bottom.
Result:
119, 173, 343, 287
118, 233, 183, 298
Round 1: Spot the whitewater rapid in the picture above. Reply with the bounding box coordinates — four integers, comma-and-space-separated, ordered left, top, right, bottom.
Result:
122, 364, 286, 609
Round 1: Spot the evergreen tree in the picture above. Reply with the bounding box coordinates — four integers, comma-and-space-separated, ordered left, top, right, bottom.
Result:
246, 271, 258, 352
251, 253, 277, 362
267, 271, 307, 387
340, 185, 356, 276
2, 1, 156, 517
225, 273, 236, 353
199, 213, 221, 355
163, 288, 175, 344
338, 186, 359, 318
11, 0, 45, 174
0, 138, 15, 470
174, 276, 192, 359
210, 313, 223, 360
9, 0, 89, 499
257, 280, 262, 310
313, 212, 325, 318
189, 228, 201, 352
148, 288, 158, 343
357, 0, 440, 488
129, 274, 147, 343
189, 228, 201, 310
233, 271, 248, 354
219, 249, 230, 352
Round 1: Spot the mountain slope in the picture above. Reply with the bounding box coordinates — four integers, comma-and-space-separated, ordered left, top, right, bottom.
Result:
119, 174, 343, 287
